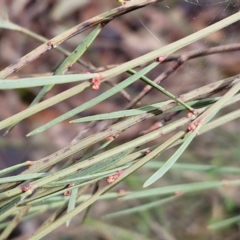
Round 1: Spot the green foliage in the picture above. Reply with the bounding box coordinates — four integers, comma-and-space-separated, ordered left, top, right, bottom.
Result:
0, 0, 240, 239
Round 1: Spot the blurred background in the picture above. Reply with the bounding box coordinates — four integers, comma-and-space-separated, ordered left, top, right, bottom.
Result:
1, 0, 240, 239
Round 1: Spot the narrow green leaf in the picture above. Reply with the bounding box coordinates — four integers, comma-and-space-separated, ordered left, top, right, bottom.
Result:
31, 25, 102, 105
123, 180, 240, 200
201, 108, 240, 135
0, 73, 95, 89
0, 173, 47, 184
127, 69, 194, 112
0, 81, 93, 131
27, 62, 159, 136
71, 97, 218, 123
104, 195, 176, 219
81, 182, 99, 224
191, 78, 240, 128
0, 162, 30, 177
143, 125, 200, 188
66, 187, 78, 227
208, 215, 240, 230
0, 196, 21, 222
71, 101, 170, 123
146, 161, 240, 174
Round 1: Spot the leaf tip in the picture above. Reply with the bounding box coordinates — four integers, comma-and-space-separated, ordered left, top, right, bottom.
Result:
26, 128, 42, 137
143, 181, 150, 188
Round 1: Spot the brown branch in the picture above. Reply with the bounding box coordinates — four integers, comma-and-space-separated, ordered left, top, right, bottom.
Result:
126, 43, 240, 109
0, 0, 162, 79
163, 43, 240, 63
